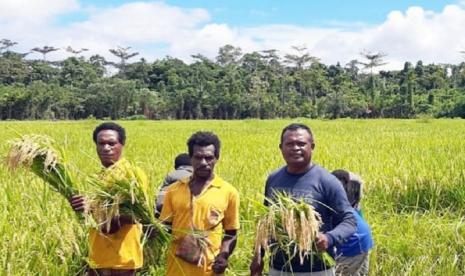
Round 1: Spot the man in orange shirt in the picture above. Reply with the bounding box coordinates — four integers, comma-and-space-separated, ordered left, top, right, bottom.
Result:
70, 122, 144, 275
160, 131, 240, 276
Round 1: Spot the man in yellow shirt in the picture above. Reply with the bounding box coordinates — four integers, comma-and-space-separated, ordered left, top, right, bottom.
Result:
160, 131, 240, 276
69, 122, 144, 275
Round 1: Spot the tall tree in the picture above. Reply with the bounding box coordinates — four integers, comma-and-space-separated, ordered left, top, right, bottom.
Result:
284, 46, 319, 70
64, 46, 89, 56
108, 46, 139, 75
359, 50, 388, 114
0, 39, 18, 53
216, 45, 242, 67
31, 46, 60, 61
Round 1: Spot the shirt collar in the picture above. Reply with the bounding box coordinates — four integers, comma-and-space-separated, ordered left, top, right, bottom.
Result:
180, 174, 223, 188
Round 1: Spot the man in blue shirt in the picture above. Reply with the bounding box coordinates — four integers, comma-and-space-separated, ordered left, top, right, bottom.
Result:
250, 123, 356, 276
332, 170, 374, 276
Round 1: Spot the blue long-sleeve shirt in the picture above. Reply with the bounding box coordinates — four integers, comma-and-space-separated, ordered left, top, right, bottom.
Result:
264, 164, 356, 272
336, 209, 374, 257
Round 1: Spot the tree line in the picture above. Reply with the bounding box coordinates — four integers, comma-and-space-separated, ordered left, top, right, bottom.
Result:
1, 39, 465, 120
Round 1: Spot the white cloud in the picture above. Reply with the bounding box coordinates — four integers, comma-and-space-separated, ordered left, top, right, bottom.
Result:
0, 0, 79, 24
1, 1, 465, 70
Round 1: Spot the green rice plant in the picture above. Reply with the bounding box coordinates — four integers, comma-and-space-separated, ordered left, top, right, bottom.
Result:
253, 192, 335, 268
5, 134, 77, 199
1, 119, 465, 274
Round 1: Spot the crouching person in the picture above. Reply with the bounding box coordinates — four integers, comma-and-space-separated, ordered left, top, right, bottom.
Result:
331, 170, 374, 276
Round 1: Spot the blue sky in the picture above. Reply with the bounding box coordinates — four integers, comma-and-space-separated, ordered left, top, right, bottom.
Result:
1, 0, 465, 70
71, 0, 457, 26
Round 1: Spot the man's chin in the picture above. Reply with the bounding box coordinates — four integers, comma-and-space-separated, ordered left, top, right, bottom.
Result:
196, 171, 212, 179
100, 157, 116, 167
287, 160, 309, 167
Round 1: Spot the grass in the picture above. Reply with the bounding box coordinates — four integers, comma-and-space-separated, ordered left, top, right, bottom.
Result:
0, 119, 464, 275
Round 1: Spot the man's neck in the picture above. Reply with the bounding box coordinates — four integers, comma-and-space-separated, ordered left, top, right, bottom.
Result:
102, 157, 123, 168
286, 162, 313, 174
190, 174, 214, 196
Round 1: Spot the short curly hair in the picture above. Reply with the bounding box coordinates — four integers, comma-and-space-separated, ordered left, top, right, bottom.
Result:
92, 122, 126, 145
174, 153, 191, 169
280, 123, 313, 146
187, 131, 221, 159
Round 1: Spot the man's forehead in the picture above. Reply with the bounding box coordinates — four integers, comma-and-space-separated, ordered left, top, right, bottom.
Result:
283, 129, 312, 140
192, 144, 215, 154
97, 129, 119, 140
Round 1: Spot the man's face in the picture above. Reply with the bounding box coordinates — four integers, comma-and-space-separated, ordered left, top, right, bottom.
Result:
96, 129, 123, 167
280, 128, 314, 169
191, 144, 217, 179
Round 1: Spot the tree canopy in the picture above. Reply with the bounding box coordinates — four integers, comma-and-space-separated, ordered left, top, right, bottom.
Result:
1, 41, 464, 120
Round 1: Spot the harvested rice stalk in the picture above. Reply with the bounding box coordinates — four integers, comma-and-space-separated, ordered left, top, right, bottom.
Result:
254, 191, 335, 267
5, 134, 77, 199
87, 158, 170, 246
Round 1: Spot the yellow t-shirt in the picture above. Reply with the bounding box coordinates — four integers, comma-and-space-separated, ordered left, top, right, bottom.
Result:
88, 224, 143, 269
88, 158, 147, 269
160, 175, 240, 276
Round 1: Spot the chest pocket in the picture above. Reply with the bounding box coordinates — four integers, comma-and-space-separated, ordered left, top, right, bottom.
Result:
205, 205, 224, 230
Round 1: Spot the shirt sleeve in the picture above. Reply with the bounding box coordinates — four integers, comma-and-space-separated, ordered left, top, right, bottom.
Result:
324, 175, 356, 247
159, 186, 174, 223
222, 188, 240, 230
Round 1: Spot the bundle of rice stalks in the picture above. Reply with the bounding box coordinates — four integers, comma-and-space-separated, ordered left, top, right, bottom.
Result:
254, 192, 335, 267
5, 134, 77, 199
87, 158, 170, 262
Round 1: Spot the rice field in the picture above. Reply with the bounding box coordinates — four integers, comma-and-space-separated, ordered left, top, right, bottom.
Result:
1, 119, 465, 275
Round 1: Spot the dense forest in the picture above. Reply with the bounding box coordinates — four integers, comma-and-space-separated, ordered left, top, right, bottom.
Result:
1, 39, 464, 120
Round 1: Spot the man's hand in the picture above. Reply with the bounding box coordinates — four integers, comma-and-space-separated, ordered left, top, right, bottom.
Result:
212, 252, 229, 274
250, 255, 264, 276
315, 232, 329, 251
143, 224, 159, 239
69, 195, 88, 213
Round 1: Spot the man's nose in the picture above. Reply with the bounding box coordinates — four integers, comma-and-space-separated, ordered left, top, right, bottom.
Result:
291, 143, 299, 150
199, 158, 208, 165
103, 144, 111, 151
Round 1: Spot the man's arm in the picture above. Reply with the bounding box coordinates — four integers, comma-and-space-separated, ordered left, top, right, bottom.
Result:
159, 184, 174, 234
213, 188, 240, 274
212, 230, 237, 274
323, 175, 357, 248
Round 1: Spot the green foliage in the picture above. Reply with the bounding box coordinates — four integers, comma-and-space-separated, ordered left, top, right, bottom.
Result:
1, 46, 465, 120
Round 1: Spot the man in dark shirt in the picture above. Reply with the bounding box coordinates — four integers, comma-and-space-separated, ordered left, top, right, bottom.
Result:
250, 123, 356, 275
155, 153, 193, 215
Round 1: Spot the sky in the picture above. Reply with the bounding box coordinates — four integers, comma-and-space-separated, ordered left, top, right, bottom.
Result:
1, 0, 465, 70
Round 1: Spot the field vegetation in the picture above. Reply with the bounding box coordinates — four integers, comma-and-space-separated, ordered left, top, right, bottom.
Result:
1, 119, 464, 275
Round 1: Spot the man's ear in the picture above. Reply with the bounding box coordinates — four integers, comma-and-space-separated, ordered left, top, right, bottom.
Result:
311, 142, 315, 149
279, 143, 282, 149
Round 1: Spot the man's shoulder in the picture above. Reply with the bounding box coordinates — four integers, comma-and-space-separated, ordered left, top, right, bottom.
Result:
307, 164, 338, 182
165, 168, 192, 184
267, 166, 287, 181
214, 176, 239, 194
165, 178, 188, 193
